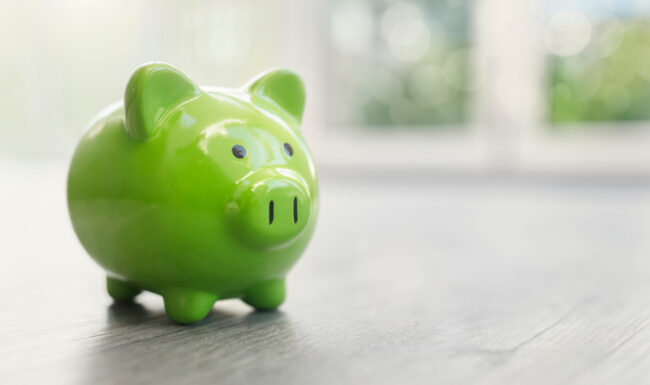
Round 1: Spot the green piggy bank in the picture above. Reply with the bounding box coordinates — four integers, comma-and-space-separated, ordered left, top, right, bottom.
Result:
67, 63, 318, 324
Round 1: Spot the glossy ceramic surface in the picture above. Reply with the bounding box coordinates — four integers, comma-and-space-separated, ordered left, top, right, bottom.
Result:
67, 63, 318, 324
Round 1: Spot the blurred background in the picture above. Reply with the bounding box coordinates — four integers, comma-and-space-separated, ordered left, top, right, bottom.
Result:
3, 1, 650, 383
3, 0, 650, 175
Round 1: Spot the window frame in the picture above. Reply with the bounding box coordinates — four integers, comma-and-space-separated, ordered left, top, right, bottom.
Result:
286, 0, 650, 176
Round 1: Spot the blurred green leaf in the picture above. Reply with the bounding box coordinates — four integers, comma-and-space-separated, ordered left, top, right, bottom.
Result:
549, 19, 650, 125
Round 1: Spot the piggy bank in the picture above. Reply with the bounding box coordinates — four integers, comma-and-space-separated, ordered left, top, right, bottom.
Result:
67, 63, 318, 323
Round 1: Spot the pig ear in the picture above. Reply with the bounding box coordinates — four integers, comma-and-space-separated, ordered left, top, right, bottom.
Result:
246, 69, 306, 125
124, 63, 202, 141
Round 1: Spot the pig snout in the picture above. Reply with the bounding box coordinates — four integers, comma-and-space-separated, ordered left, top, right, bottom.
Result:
227, 168, 311, 248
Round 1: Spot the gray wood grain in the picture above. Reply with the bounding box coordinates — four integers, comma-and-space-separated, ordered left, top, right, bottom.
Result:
1, 160, 649, 385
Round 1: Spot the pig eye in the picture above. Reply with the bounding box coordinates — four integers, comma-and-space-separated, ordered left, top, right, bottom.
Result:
232, 144, 246, 159
283, 142, 294, 157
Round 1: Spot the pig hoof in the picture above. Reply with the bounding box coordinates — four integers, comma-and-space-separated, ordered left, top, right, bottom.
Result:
243, 279, 286, 311
106, 277, 142, 301
162, 289, 218, 324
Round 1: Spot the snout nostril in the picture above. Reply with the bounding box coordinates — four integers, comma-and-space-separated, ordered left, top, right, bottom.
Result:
293, 197, 298, 223
269, 200, 274, 225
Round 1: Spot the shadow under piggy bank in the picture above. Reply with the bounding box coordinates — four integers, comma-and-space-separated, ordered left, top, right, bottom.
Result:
80, 301, 309, 385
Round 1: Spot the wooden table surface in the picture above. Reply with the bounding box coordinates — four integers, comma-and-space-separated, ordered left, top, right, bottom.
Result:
1, 160, 649, 385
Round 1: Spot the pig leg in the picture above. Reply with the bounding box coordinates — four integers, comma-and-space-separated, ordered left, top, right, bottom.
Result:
243, 279, 286, 311
106, 276, 142, 301
162, 288, 218, 324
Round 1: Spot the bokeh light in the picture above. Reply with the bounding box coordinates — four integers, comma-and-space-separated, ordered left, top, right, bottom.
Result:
381, 2, 431, 62
549, 15, 650, 123
408, 64, 449, 107
328, 0, 471, 127
545, 11, 592, 57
